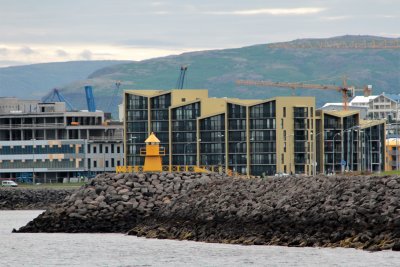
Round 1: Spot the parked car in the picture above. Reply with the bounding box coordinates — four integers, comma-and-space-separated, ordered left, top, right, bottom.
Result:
1, 180, 18, 187
275, 172, 290, 177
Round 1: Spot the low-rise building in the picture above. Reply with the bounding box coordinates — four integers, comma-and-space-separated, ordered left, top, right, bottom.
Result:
0, 101, 124, 182
350, 93, 400, 121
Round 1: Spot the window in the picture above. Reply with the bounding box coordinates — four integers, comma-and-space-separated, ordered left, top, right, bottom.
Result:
105, 146, 109, 153
106, 161, 109, 168
94, 160, 97, 168
281, 119, 284, 129
283, 107, 286, 117
117, 146, 121, 153
93, 146, 97, 154
100, 144, 103, 154
111, 145, 114, 153
281, 153, 284, 164
111, 158, 115, 167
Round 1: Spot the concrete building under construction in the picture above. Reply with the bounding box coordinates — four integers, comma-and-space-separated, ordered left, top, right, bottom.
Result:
0, 100, 124, 182
123, 89, 385, 176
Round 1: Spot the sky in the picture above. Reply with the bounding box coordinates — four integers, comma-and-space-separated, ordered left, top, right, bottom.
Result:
0, 0, 399, 67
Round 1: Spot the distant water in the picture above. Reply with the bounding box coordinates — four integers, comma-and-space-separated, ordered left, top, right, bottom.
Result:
1, 211, 400, 267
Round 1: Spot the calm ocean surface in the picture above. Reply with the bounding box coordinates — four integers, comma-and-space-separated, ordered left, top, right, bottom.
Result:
0, 210, 400, 267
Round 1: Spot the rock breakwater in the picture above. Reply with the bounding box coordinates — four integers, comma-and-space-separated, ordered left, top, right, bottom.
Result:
16, 172, 226, 233
16, 173, 400, 251
0, 188, 75, 210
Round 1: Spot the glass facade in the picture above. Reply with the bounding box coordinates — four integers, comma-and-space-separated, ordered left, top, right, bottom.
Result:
0, 159, 83, 169
126, 94, 148, 166
343, 115, 358, 171
228, 103, 247, 174
293, 107, 312, 174
150, 93, 171, 164
199, 114, 225, 166
171, 102, 200, 165
249, 101, 276, 176
323, 114, 342, 173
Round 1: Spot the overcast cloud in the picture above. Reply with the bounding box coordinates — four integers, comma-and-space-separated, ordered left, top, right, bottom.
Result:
0, 0, 399, 67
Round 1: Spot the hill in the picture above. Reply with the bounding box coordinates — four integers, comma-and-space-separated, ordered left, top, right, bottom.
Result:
2, 35, 399, 116
0, 60, 131, 99
58, 35, 400, 116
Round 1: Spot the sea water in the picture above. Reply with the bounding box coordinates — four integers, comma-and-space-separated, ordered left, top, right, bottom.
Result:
0, 210, 399, 266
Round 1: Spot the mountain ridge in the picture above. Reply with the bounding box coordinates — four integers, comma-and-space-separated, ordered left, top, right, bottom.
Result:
1, 35, 399, 116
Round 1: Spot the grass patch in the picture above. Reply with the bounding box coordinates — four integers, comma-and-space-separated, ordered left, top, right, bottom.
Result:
378, 170, 400, 176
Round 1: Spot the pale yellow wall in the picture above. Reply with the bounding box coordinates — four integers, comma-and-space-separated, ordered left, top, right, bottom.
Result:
170, 90, 209, 106
275, 97, 315, 175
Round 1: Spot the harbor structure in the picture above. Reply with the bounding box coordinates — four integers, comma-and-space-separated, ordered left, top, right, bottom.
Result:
0, 101, 124, 182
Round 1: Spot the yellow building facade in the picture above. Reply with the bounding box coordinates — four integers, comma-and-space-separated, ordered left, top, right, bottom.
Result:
385, 138, 400, 171
123, 89, 386, 176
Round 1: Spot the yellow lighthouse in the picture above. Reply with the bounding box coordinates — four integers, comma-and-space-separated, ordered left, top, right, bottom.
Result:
141, 132, 165, 172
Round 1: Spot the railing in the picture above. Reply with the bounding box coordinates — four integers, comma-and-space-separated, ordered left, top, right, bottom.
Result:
0, 123, 65, 129
88, 136, 123, 141
116, 165, 208, 173
140, 147, 166, 156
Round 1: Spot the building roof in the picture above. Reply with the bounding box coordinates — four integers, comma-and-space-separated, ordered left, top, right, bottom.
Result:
350, 95, 378, 104
144, 132, 160, 143
322, 103, 343, 108
359, 119, 385, 128
383, 93, 400, 102
322, 110, 359, 117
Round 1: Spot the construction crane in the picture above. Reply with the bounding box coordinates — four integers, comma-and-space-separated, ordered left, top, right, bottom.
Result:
42, 88, 76, 111
176, 65, 188, 89
84, 85, 96, 112
107, 81, 121, 116
236, 78, 372, 110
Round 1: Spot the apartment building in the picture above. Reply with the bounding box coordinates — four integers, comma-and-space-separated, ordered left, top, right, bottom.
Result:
316, 110, 385, 174
0, 102, 124, 182
124, 89, 316, 176
350, 93, 400, 121
124, 89, 388, 176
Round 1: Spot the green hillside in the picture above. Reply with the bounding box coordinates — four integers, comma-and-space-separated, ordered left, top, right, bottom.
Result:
0, 60, 131, 99
59, 36, 400, 116
3, 35, 399, 117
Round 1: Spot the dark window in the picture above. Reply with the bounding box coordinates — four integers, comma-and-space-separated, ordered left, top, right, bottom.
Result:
283, 107, 286, 117
94, 146, 97, 154
117, 146, 121, 153
105, 146, 109, 153
111, 145, 114, 153
94, 160, 97, 168
100, 144, 103, 154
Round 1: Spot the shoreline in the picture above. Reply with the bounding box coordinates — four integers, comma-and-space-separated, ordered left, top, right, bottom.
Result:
13, 172, 400, 251
0, 187, 76, 210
